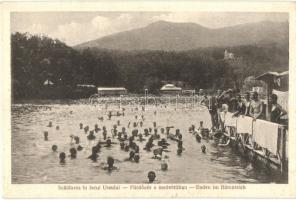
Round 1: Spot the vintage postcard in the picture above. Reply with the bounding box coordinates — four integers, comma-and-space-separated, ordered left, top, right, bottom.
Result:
1, 1, 296, 198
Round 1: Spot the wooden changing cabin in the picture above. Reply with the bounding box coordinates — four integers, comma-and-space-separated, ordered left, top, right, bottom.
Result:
223, 71, 288, 174
97, 87, 127, 96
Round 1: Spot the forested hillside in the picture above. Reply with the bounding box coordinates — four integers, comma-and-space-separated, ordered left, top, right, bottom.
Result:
11, 32, 288, 99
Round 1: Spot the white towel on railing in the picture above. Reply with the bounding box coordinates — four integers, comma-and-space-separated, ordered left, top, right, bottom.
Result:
236, 115, 253, 134
225, 112, 237, 127
253, 119, 279, 155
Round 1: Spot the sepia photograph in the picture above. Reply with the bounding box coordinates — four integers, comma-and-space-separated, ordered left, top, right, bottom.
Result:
9, 11, 289, 185
2, 1, 296, 198
10, 12, 289, 184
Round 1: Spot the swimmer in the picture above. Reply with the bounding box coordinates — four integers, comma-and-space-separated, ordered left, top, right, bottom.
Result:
135, 115, 138, 120
141, 115, 145, 121
144, 129, 149, 137
103, 130, 107, 140
177, 148, 182, 156
133, 122, 138, 128
158, 138, 170, 148
137, 134, 146, 142
125, 151, 135, 161
201, 145, 206, 154
69, 148, 77, 159
52, 145, 57, 152
121, 127, 126, 134
195, 133, 201, 143
147, 171, 156, 183
94, 124, 100, 133
77, 145, 83, 151
117, 120, 120, 126
175, 129, 180, 137
132, 129, 138, 137
124, 145, 130, 152
98, 117, 104, 121
102, 156, 118, 171
178, 134, 182, 141
153, 148, 163, 159
177, 140, 183, 149
134, 145, 140, 153
149, 128, 152, 133
161, 162, 168, 171
87, 131, 96, 141
108, 111, 112, 120
79, 123, 83, 129
127, 121, 131, 128
153, 122, 157, 128
47, 121, 52, 127
95, 142, 101, 152
84, 126, 89, 134
106, 138, 112, 147
134, 154, 140, 163
139, 121, 143, 127
56, 125, 59, 130
59, 152, 66, 164
88, 146, 99, 162
74, 136, 80, 144
44, 131, 48, 141
160, 128, 165, 134
120, 142, 125, 150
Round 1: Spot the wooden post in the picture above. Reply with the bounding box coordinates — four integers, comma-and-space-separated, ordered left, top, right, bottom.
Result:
265, 81, 272, 121
282, 128, 287, 173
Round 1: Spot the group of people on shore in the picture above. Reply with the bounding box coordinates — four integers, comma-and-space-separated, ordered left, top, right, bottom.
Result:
201, 89, 287, 130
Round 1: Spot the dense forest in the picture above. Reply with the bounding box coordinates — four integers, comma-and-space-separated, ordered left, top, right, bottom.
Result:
11, 32, 288, 99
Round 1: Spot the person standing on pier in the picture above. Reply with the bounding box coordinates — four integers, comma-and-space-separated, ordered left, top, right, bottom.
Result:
201, 92, 218, 130
269, 94, 287, 124
250, 91, 263, 120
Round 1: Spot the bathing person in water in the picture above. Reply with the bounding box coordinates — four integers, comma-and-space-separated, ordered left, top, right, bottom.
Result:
59, 152, 66, 164
201, 145, 206, 153
102, 156, 118, 171
134, 154, 140, 163
79, 123, 83, 129
250, 92, 264, 120
77, 145, 83, 151
47, 121, 52, 127
52, 145, 57, 152
147, 171, 156, 183
88, 146, 99, 162
87, 131, 96, 141
69, 148, 77, 159
161, 162, 168, 171
74, 136, 80, 144
44, 131, 48, 141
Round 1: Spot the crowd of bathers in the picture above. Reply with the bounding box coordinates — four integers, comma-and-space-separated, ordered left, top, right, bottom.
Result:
43, 106, 211, 183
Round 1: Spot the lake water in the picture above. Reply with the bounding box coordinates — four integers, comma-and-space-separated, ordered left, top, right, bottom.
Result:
11, 99, 286, 184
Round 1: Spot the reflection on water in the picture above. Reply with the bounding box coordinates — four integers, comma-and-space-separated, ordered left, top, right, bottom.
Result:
11, 99, 286, 184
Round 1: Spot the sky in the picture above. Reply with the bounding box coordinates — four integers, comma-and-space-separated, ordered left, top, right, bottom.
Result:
11, 12, 288, 46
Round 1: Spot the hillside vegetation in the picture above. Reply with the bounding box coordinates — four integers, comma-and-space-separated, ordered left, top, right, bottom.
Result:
11, 32, 288, 99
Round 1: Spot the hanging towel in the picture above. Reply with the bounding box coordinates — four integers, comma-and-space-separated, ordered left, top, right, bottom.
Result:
253, 119, 279, 155
236, 115, 253, 134
225, 112, 237, 127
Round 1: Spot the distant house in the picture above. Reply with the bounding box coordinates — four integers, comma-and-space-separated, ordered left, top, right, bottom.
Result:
97, 87, 127, 96
224, 50, 235, 60
43, 79, 54, 86
160, 84, 182, 95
